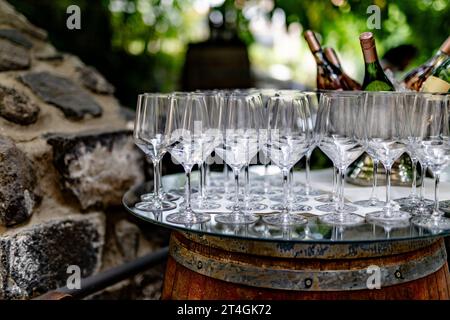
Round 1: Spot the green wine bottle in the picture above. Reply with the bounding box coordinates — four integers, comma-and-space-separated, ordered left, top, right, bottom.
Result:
421, 57, 450, 93
359, 32, 395, 91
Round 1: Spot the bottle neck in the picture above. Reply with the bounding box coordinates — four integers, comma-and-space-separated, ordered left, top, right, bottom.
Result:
313, 50, 342, 75
362, 46, 379, 65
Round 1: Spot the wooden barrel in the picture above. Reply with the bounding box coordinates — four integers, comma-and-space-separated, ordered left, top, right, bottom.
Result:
162, 231, 450, 300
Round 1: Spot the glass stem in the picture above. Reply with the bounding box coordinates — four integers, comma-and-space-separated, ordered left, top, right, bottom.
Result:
369, 159, 378, 203
385, 165, 392, 217
410, 158, 418, 199
185, 168, 193, 214
223, 164, 229, 191
153, 160, 161, 207
244, 164, 250, 208
157, 161, 164, 198
305, 152, 312, 195
206, 162, 211, 187
282, 168, 290, 217
338, 168, 346, 216
432, 172, 441, 219
289, 167, 294, 199
199, 161, 206, 202
264, 163, 269, 193
233, 168, 240, 213
419, 164, 426, 201
332, 166, 338, 201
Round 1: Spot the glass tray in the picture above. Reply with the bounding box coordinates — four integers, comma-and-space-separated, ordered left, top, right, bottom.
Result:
122, 169, 450, 244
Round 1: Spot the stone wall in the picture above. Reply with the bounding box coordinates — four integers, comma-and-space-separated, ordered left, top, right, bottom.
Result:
0, 1, 167, 299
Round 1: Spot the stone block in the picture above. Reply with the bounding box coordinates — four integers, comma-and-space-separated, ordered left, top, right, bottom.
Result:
0, 213, 105, 299
0, 135, 39, 226
20, 71, 102, 120
46, 130, 143, 210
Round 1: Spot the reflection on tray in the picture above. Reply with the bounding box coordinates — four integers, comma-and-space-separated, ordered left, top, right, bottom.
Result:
123, 174, 450, 243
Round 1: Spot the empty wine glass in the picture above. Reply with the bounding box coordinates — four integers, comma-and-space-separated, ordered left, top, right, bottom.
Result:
316, 92, 365, 226
165, 93, 211, 225
262, 93, 313, 226
214, 93, 261, 224
411, 93, 450, 230
253, 88, 281, 196
394, 93, 427, 207
241, 94, 268, 212
363, 92, 410, 225
297, 92, 327, 197
190, 91, 224, 210
133, 93, 177, 212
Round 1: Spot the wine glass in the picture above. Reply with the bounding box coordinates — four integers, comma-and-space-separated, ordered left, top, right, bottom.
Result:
190, 91, 223, 210
351, 93, 389, 210
315, 92, 365, 226
214, 93, 261, 224
394, 93, 429, 208
297, 91, 327, 197
363, 92, 410, 225
262, 93, 313, 226
133, 93, 177, 212
240, 93, 268, 212
252, 88, 282, 196
165, 93, 211, 225
411, 93, 450, 230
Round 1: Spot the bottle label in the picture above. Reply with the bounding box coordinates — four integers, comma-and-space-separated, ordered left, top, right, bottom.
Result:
421, 75, 450, 93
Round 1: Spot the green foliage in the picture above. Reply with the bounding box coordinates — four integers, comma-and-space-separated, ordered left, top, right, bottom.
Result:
10, 0, 449, 107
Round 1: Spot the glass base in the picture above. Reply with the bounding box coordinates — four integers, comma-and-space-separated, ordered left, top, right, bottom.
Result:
353, 199, 385, 208
394, 197, 433, 207
251, 187, 282, 195
207, 187, 227, 194
319, 213, 364, 226
226, 203, 268, 212
270, 203, 312, 212
135, 200, 176, 212
269, 194, 308, 203
168, 187, 198, 196
365, 209, 411, 224
263, 213, 308, 226
226, 194, 266, 202
400, 203, 434, 216
315, 203, 357, 213
191, 200, 221, 210
192, 193, 222, 201
166, 212, 211, 225
215, 213, 258, 225
314, 195, 335, 203
297, 188, 327, 196
141, 192, 180, 202
412, 215, 450, 231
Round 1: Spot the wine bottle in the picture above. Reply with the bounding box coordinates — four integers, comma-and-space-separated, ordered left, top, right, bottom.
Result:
303, 30, 342, 90
421, 57, 450, 93
324, 47, 362, 90
359, 32, 395, 91
403, 36, 450, 91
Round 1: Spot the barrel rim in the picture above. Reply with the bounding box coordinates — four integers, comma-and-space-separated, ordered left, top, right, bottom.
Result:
170, 233, 447, 292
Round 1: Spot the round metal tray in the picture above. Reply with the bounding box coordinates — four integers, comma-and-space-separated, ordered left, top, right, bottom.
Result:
123, 169, 450, 244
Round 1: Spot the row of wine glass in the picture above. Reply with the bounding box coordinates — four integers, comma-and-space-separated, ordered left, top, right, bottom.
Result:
133, 90, 450, 231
